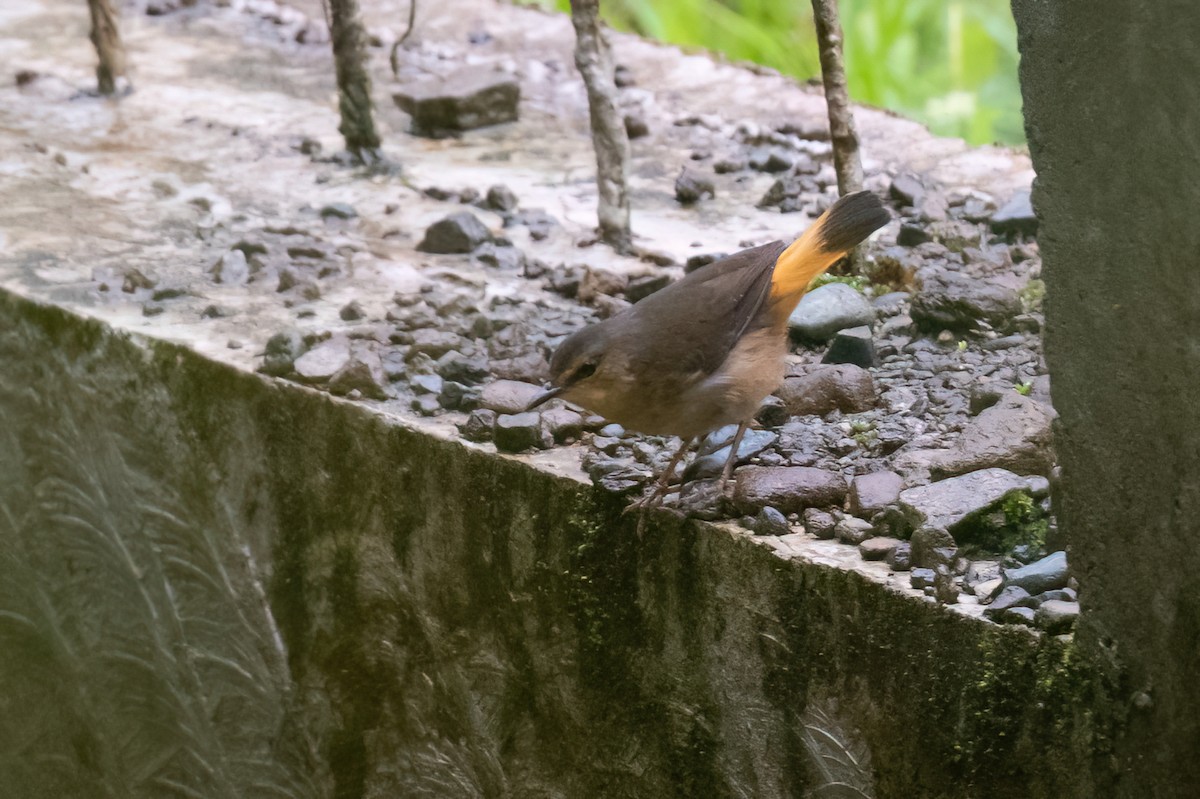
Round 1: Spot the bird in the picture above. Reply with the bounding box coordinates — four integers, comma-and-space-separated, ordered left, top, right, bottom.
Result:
528, 190, 890, 512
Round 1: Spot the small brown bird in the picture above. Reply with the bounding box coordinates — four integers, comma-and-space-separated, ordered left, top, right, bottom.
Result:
529, 190, 890, 508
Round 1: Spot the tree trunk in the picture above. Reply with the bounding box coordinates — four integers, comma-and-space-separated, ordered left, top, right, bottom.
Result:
569, 0, 632, 253
327, 0, 383, 163
811, 0, 863, 196
87, 0, 126, 96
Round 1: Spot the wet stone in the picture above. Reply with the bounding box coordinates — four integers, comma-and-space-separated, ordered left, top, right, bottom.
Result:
418, 211, 492, 254
822, 325, 877, 368
479, 379, 543, 414
899, 468, 1030, 537
887, 542, 912, 571
849, 471, 904, 517
1001, 606, 1037, 627
1036, 600, 1080, 634
675, 169, 715, 204
910, 568, 936, 590
339, 300, 366, 321
803, 507, 837, 539
211, 249, 249, 285
494, 412, 551, 452
320, 202, 357, 220
732, 466, 846, 514
983, 585, 1031, 620
260, 329, 306, 376
393, 69, 520, 135
460, 408, 497, 442
686, 427, 778, 481
910, 265, 1023, 332
625, 274, 672, 303
752, 506, 790, 536
685, 252, 727, 273
897, 222, 932, 247
1004, 550, 1069, 595
835, 517, 874, 545
889, 173, 924, 207
748, 147, 794, 173
859, 536, 902, 561
293, 336, 351, 383
777, 364, 876, 416
484, 184, 518, 212
411, 395, 441, 416
328, 348, 388, 400
541, 407, 584, 443
789, 283, 875, 343
473, 242, 526, 271
123, 267, 158, 292
624, 113, 650, 139
410, 373, 444, 395
408, 328, 462, 360
755, 395, 789, 428
930, 393, 1056, 478
990, 189, 1037, 237
910, 525, 957, 569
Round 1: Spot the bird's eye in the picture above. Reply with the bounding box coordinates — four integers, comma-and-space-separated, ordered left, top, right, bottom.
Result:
574, 362, 597, 381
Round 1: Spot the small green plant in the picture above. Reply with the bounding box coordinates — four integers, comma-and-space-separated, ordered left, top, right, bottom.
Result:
1015, 381, 1033, 396
1019, 278, 1046, 313
999, 491, 1048, 552
811, 273, 869, 292
957, 339, 968, 351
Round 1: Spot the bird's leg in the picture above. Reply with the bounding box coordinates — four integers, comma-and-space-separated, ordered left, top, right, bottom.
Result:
627, 436, 694, 514
718, 420, 750, 495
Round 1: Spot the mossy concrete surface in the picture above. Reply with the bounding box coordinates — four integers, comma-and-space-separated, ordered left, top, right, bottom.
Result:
0, 290, 1114, 797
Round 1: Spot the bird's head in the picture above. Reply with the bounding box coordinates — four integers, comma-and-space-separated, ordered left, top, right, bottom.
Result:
526, 319, 623, 412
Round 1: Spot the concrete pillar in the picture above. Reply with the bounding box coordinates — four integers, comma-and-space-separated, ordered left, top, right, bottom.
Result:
1012, 1, 1200, 794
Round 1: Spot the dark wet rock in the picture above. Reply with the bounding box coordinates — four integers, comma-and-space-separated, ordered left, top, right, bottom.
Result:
541, 407, 584, 443
411, 395, 441, 416
417, 211, 492, 254
732, 466, 846, 514
849, 471, 903, 517
329, 347, 388, 400
899, 468, 1030, 537
930, 394, 1056, 478
1004, 550, 1068, 595
984, 585, 1032, 620
910, 525, 957, 569
889, 173, 924, 207
490, 351, 549, 383
260, 330, 307, 376
438, 381, 480, 411
435, 350, 490, 384
320, 202, 357, 220
910, 568, 936, 590
122, 267, 158, 292
887, 542, 912, 571
393, 69, 520, 135
142, 302, 165, 317
576, 268, 628, 304
505, 209, 559, 240
484, 184, 518, 213
1036, 600, 1080, 634
910, 265, 1023, 332
835, 517, 874, 546
755, 395, 789, 429
339, 300, 366, 321
480, 379, 543, 414
460, 408, 497, 442
972, 577, 1003, 602
864, 535, 902, 559
803, 507, 837, 539
623, 113, 650, 139
897, 223, 932, 247
211, 249, 249, 285
685, 252, 728, 273
675, 169, 715, 204
822, 325, 877, 368
1001, 606, 1037, 626
293, 336, 351, 383
713, 156, 746, 174
752, 506, 790, 536
748, 147, 794, 173
410, 373, 444, 396
494, 412, 551, 452
872, 291, 910, 316
625, 274, 672, 303
758, 173, 820, 212
685, 427, 778, 481
473, 242, 526, 271
777, 364, 875, 416
964, 560, 1003, 595
408, 328, 462, 360
789, 283, 875, 342
990, 189, 1037, 236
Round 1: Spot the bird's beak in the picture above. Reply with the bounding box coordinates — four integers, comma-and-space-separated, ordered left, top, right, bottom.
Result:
525, 386, 563, 411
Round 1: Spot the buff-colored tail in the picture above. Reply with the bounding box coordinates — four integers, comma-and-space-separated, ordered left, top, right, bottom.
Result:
769, 191, 890, 316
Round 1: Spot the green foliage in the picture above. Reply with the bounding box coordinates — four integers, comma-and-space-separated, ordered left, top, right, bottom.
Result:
1019, 278, 1046, 312
998, 491, 1048, 551
536, 0, 1023, 145
1015, 381, 1033, 396
810, 272, 869, 292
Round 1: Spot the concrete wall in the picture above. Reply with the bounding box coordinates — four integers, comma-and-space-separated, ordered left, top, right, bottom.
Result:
1012, 1, 1200, 795
0, 291, 1107, 797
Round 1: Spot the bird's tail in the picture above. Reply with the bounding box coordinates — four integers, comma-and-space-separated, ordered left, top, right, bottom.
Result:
768, 190, 890, 316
